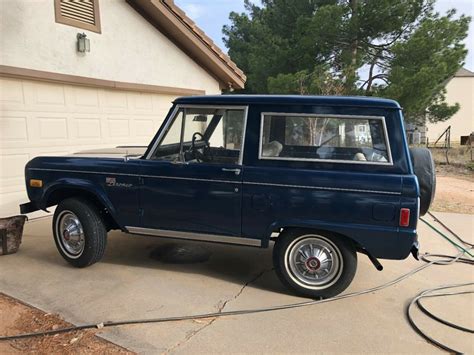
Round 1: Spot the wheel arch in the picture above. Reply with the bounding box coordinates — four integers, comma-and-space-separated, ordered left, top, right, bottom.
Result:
266, 221, 362, 251
276, 226, 359, 249
43, 181, 121, 231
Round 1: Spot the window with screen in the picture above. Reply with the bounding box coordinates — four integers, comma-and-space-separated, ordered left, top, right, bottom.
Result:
260, 114, 391, 164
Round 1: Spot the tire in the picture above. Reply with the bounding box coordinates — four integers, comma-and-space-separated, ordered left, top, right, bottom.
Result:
273, 229, 357, 299
410, 148, 436, 216
53, 198, 107, 268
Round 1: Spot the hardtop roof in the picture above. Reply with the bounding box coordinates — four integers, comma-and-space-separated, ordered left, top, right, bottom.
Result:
174, 95, 401, 109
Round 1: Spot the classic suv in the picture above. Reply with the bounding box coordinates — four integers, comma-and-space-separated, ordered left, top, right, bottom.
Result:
21, 95, 435, 298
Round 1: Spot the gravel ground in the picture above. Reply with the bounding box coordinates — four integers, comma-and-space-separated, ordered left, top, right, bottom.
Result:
0, 293, 133, 354
432, 172, 473, 214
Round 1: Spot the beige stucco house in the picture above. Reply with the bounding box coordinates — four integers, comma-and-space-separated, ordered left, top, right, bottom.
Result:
425, 67, 474, 144
0, 0, 245, 216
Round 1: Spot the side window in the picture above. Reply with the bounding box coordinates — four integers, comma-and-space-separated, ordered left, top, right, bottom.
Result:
152, 107, 246, 165
260, 114, 391, 164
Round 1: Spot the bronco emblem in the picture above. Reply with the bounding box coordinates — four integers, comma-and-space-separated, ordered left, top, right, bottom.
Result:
106, 177, 132, 188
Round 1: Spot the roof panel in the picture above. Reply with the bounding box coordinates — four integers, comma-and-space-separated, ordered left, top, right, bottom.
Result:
174, 95, 401, 109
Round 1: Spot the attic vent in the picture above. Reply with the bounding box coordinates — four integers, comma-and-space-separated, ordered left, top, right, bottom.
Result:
55, 0, 101, 33
60, 0, 95, 25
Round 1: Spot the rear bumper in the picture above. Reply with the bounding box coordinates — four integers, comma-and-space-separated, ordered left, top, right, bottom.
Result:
20, 201, 39, 214
411, 240, 420, 260
362, 229, 418, 260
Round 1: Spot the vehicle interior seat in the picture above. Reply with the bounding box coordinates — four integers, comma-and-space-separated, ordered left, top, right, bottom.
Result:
262, 141, 283, 157
353, 152, 367, 161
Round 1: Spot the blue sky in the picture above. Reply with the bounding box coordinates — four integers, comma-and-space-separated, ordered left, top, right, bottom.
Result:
175, 0, 474, 71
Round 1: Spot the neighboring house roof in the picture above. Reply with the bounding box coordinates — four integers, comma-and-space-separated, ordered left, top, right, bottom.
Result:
127, 0, 246, 90
455, 67, 474, 77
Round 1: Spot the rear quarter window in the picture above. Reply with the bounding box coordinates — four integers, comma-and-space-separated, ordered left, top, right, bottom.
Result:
259, 113, 392, 165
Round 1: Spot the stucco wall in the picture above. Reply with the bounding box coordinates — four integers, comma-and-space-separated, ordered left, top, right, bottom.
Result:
0, 0, 221, 94
425, 76, 474, 143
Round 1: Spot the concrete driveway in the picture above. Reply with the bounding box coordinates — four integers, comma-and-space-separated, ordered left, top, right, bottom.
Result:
0, 212, 472, 354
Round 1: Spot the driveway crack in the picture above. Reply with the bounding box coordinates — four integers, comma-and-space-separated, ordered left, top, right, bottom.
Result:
163, 269, 271, 354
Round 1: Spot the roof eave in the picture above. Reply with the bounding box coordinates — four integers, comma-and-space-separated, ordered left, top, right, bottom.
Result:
127, 0, 246, 90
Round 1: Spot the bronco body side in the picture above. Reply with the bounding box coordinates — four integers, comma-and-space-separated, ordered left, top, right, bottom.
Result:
21, 95, 429, 298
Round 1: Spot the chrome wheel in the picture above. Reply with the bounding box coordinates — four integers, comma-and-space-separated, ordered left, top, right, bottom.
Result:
56, 210, 85, 258
285, 235, 343, 290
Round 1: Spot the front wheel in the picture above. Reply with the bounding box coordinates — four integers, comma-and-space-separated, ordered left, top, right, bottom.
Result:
273, 229, 357, 298
53, 198, 107, 268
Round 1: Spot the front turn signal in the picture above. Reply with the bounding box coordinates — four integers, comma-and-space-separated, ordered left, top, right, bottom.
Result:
30, 179, 43, 188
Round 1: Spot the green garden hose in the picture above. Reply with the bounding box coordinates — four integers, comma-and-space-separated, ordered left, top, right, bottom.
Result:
420, 217, 473, 257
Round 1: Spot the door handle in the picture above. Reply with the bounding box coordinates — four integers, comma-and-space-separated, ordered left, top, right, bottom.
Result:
222, 168, 241, 176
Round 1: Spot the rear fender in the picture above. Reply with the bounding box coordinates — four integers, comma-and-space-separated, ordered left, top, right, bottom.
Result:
266, 219, 414, 260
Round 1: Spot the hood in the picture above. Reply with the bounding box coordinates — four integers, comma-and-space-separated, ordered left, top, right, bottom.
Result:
72, 146, 147, 159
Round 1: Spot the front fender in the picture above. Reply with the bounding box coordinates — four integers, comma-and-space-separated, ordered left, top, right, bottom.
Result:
41, 178, 120, 227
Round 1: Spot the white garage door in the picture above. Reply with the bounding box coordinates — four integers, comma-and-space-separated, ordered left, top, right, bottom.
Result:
0, 77, 178, 217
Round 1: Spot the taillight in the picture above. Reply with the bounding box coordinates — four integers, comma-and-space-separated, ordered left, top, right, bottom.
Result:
399, 208, 410, 227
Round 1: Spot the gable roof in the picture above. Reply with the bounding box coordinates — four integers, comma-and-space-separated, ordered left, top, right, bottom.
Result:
127, 0, 246, 90
455, 67, 474, 77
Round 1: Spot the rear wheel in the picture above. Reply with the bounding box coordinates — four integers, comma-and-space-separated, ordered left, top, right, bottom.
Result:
274, 229, 357, 298
53, 198, 107, 268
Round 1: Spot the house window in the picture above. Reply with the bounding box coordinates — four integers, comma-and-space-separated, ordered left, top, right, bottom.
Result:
54, 0, 101, 33
260, 113, 392, 164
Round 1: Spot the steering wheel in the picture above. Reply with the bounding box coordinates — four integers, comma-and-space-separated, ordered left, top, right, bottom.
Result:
190, 132, 212, 162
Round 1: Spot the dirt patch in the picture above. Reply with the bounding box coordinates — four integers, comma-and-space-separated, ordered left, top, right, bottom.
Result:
0, 293, 133, 354
436, 163, 474, 181
432, 175, 474, 214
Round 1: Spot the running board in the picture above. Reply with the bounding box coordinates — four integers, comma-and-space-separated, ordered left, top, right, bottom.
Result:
125, 226, 262, 247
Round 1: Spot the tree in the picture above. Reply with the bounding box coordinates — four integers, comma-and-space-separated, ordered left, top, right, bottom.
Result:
223, 0, 470, 123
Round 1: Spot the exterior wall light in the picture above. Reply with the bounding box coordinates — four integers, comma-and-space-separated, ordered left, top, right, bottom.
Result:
77, 33, 90, 53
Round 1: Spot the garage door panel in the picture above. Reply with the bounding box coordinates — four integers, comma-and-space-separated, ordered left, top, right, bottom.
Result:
75, 118, 102, 139
0, 191, 33, 217
0, 184, 25, 196
32, 82, 66, 106
0, 153, 29, 180
152, 94, 177, 110
108, 118, 130, 138
135, 119, 154, 138
101, 90, 129, 111
0, 116, 28, 144
37, 117, 68, 140
72, 86, 100, 107
131, 92, 153, 111
0, 79, 24, 104
0, 77, 179, 216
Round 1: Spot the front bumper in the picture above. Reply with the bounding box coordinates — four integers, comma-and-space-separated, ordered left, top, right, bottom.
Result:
20, 201, 39, 214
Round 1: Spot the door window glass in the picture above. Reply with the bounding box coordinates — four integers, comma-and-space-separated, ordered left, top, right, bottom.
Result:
152, 107, 246, 165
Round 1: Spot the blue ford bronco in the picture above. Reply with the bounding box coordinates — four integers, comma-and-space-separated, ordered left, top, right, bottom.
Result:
21, 95, 435, 298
